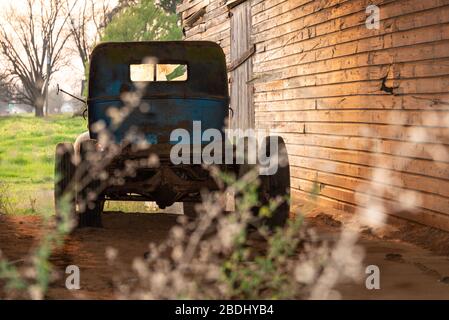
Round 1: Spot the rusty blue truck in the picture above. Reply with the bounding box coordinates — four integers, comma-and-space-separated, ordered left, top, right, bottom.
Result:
54, 41, 290, 229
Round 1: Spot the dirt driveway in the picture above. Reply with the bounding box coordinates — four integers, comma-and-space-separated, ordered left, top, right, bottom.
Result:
1, 211, 449, 299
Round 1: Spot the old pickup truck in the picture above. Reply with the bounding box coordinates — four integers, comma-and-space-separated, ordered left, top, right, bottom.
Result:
54, 41, 290, 229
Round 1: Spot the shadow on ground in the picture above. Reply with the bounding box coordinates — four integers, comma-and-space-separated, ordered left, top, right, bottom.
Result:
1, 211, 449, 299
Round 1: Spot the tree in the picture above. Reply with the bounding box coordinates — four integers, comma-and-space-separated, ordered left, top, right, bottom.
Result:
155, 0, 182, 14
0, 0, 73, 117
47, 86, 66, 114
64, 0, 137, 68
0, 74, 13, 102
101, 0, 182, 42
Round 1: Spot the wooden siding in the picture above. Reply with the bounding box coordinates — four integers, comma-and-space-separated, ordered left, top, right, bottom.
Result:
179, 0, 449, 231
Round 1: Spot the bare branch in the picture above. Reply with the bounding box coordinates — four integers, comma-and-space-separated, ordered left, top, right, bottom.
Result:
64, 0, 136, 67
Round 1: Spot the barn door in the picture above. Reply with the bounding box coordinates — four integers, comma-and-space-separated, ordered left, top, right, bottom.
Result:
229, 0, 254, 130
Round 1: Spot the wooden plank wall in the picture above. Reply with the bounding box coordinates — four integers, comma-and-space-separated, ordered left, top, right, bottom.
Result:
179, 0, 449, 231
178, 0, 232, 64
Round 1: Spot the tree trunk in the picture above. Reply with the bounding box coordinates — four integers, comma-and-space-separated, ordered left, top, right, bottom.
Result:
34, 92, 45, 117
35, 106, 44, 117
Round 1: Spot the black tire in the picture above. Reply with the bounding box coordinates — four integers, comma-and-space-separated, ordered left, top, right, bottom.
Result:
258, 136, 291, 229
54, 143, 76, 221
238, 136, 291, 230
77, 139, 103, 228
183, 202, 198, 218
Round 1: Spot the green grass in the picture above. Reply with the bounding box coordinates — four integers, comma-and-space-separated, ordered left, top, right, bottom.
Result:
0, 114, 86, 215
0, 114, 171, 216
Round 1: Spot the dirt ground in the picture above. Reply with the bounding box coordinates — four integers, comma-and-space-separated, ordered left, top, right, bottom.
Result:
1, 209, 449, 299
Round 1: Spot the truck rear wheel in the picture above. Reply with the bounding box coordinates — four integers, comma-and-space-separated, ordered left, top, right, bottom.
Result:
237, 136, 291, 230
258, 136, 291, 229
54, 143, 76, 222
77, 140, 104, 228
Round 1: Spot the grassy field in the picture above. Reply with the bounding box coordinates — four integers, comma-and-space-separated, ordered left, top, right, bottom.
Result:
0, 114, 171, 215
0, 115, 86, 215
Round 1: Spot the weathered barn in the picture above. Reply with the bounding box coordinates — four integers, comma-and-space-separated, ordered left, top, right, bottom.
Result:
178, 0, 449, 231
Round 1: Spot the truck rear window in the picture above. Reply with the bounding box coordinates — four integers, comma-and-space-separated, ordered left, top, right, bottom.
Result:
130, 63, 188, 82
